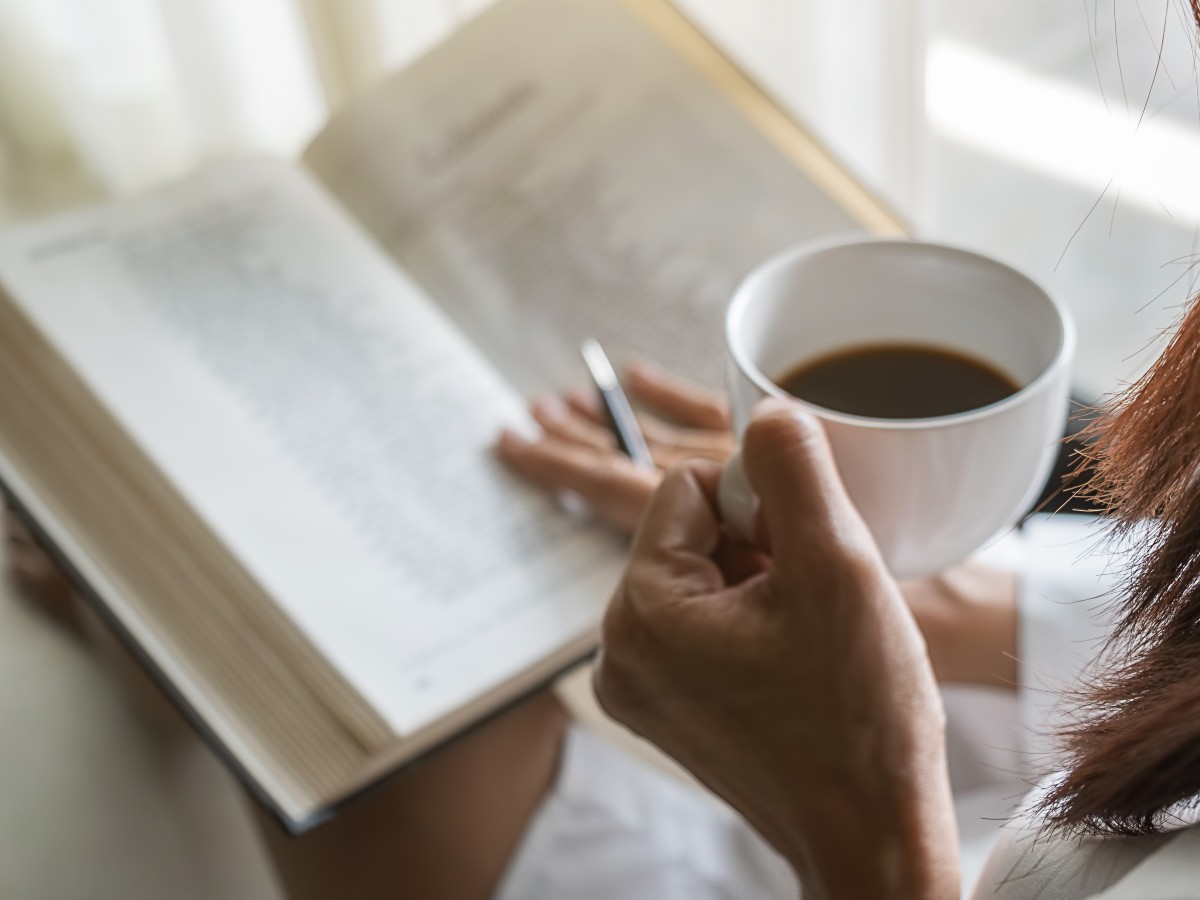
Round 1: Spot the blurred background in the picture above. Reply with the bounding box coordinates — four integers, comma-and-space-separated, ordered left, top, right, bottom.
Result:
0, 0, 1197, 397
0, 1, 1197, 897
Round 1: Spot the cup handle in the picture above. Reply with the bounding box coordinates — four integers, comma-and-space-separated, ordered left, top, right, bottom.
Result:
717, 449, 760, 544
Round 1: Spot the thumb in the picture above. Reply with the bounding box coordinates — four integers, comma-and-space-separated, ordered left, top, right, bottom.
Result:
741, 398, 870, 567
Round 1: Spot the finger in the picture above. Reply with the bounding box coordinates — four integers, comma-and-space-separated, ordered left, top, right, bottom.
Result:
565, 387, 604, 422
625, 360, 730, 430
530, 396, 615, 451
620, 461, 767, 650
712, 537, 770, 585
566, 388, 731, 467
496, 430, 657, 532
4, 507, 35, 546
741, 399, 872, 570
563, 389, 676, 468
7, 539, 65, 589
636, 417, 735, 462
567, 386, 674, 437
628, 459, 726, 582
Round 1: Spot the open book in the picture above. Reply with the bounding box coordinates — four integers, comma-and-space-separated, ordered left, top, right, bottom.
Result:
0, 0, 894, 831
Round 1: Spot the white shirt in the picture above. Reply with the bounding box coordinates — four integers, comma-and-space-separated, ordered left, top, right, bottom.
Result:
494, 515, 1200, 899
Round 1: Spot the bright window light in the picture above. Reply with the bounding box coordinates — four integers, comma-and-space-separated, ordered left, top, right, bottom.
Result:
927, 40, 1200, 222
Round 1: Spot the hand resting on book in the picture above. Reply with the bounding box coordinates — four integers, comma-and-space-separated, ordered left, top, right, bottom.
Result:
496, 359, 735, 532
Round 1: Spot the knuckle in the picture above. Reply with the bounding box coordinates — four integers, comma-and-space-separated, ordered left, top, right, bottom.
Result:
657, 458, 699, 494
700, 398, 729, 425
592, 454, 631, 489
622, 565, 668, 622
592, 649, 644, 725
597, 458, 628, 487
601, 585, 641, 655
591, 655, 623, 715
603, 573, 670, 659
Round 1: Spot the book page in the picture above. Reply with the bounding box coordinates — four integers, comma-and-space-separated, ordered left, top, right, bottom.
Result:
0, 158, 623, 735
303, 0, 863, 395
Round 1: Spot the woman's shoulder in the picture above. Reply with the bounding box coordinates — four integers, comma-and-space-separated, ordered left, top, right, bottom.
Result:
977, 799, 1200, 900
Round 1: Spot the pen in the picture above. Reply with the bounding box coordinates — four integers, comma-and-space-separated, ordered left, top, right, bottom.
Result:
580, 339, 656, 470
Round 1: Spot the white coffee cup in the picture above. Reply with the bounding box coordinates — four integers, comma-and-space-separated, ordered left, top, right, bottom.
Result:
718, 236, 1074, 578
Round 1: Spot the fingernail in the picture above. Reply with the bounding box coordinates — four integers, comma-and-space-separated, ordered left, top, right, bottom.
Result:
751, 396, 797, 419
496, 429, 528, 453
532, 395, 568, 422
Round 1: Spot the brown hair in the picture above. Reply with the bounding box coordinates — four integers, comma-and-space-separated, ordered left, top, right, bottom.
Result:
1042, 294, 1200, 835
1039, 60, 1200, 829
1039, 2, 1200, 838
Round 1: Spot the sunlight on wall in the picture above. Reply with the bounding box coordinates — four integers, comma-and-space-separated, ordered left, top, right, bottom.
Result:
927, 40, 1200, 223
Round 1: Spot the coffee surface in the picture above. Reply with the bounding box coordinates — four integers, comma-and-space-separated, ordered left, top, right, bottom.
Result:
775, 343, 1019, 419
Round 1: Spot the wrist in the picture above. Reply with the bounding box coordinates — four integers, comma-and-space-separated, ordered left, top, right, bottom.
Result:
903, 563, 1018, 688
777, 768, 960, 900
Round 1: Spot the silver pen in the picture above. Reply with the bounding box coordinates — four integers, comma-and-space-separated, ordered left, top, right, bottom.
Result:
580, 339, 655, 470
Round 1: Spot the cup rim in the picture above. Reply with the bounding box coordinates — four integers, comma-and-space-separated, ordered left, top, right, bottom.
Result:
725, 235, 1076, 431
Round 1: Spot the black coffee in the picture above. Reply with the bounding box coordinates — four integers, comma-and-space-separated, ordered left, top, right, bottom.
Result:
776, 343, 1019, 419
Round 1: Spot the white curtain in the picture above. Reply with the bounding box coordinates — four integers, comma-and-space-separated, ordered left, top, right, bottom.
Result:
0, 0, 489, 195
0, 0, 926, 210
